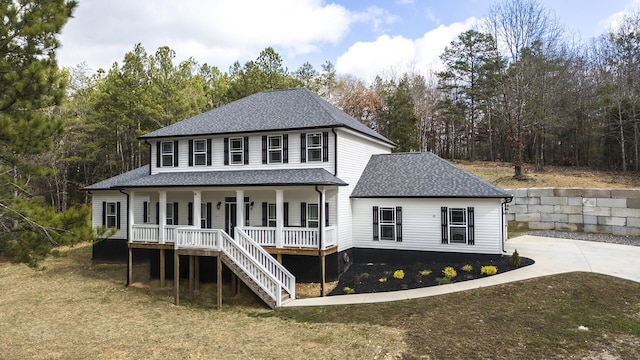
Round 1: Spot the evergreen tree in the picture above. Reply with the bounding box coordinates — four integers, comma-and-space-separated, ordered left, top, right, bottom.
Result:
378, 77, 420, 152
0, 0, 92, 267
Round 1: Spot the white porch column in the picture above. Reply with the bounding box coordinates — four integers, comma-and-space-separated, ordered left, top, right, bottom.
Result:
235, 189, 244, 232
318, 188, 325, 250
159, 191, 167, 244
193, 190, 201, 229
275, 189, 284, 248
128, 191, 135, 243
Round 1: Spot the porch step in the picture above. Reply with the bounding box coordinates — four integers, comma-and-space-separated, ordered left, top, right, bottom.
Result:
220, 254, 286, 309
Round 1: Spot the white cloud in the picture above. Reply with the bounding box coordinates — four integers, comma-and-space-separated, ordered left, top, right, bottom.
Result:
335, 17, 479, 82
601, 0, 640, 32
58, 0, 375, 72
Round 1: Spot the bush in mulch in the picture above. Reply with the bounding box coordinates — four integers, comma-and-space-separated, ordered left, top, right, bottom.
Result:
328, 255, 534, 296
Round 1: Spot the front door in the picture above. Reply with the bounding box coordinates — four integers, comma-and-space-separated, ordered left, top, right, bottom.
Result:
225, 202, 237, 238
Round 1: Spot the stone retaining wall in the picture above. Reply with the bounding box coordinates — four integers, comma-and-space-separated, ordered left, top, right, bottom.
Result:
507, 188, 640, 236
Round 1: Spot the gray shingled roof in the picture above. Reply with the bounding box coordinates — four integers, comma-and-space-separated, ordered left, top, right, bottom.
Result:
85, 166, 347, 189
139, 88, 393, 145
351, 152, 512, 198
84, 165, 150, 190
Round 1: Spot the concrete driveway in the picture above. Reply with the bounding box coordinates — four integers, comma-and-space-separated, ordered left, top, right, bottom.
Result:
283, 235, 640, 307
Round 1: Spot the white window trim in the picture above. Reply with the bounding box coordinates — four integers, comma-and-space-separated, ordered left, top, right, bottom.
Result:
106, 202, 117, 228
379, 207, 396, 241
448, 208, 468, 244
229, 137, 244, 165
166, 203, 175, 225
193, 139, 207, 166
307, 203, 319, 228
267, 203, 277, 227
200, 203, 207, 228
267, 135, 283, 164
306, 133, 322, 162
161, 141, 174, 167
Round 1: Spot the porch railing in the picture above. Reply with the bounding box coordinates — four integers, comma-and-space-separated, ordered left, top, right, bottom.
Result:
132, 224, 338, 250
174, 227, 294, 307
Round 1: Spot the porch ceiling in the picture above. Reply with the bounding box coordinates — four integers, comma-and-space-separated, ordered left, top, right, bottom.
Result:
112, 168, 347, 189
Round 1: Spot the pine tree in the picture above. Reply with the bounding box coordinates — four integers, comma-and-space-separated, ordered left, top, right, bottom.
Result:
0, 0, 91, 267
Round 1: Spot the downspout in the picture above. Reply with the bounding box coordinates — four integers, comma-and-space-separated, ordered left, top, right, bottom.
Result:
501, 196, 513, 253
331, 128, 338, 176
118, 188, 131, 286
315, 185, 324, 296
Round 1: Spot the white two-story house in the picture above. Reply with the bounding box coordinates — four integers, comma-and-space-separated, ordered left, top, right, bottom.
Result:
85, 88, 512, 308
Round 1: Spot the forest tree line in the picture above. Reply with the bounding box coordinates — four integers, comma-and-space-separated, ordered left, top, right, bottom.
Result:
1, 0, 639, 265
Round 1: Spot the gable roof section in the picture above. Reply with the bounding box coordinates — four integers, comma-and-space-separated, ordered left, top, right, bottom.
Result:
139, 88, 393, 145
351, 152, 512, 198
84, 166, 346, 189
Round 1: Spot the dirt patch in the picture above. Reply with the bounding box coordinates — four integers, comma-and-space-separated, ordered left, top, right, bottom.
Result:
329, 255, 534, 295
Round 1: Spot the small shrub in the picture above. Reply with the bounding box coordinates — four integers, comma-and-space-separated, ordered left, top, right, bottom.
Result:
509, 249, 521, 267
378, 277, 387, 283
393, 269, 405, 280
343, 287, 355, 294
461, 264, 473, 272
419, 269, 432, 276
436, 277, 451, 285
442, 266, 457, 279
360, 272, 370, 279
481, 265, 498, 275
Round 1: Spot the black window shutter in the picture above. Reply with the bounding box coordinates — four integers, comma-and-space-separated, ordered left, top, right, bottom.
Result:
322, 131, 329, 162
284, 202, 289, 226
206, 203, 212, 228
173, 140, 179, 167
156, 142, 161, 167
243, 137, 249, 164
244, 202, 250, 226
143, 201, 148, 223
261, 136, 267, 164
441, 207, 448, 244
300, 133, 306, 163
102, 202, 106, 226
300, 202, 307, 226
173, 203, 179, 225
325, 202, 329, 226
396, 206, 402, 242
206, 138, 212, 166
223, 137, 229, 165
283, 134, 288, 164
373, 206, 379, 241
188, 202, 193, 226
262, 202, 267, 226
155, 203, 159, 225
468, 207, 475, 245
188, 140, 193, 166
116, 202, 121, 229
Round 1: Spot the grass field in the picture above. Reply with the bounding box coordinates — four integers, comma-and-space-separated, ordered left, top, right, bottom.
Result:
454, 160, 640, 189
1, 243, 639, 359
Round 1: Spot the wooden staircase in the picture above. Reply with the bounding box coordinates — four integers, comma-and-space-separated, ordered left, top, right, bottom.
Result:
175, 227, 295, 308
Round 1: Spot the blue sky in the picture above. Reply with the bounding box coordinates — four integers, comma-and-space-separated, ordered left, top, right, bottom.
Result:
58, 0, 639, 82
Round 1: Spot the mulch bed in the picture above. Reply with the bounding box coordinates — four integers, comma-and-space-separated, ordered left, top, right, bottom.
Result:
328, 255, 534, 296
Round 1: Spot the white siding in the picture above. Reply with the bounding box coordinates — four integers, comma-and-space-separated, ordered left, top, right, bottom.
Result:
91, 191, 128, 239
150, 130, 335, 174
352, 198, 504, 255
335, 129, 392, 251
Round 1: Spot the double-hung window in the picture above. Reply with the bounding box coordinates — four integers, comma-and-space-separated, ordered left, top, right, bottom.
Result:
166, 203, 175, 225
230, 137, 244, 165
373, 206, 402, 242
200, 203, 207, 228
441, 206, 475, 245
106, 202, 118, 228
193, 140, 207, 166
268, 135, 282, 164
449, 208, 467, 243
306, 134, 322, 162
307, 203, 319, 228
267, 203, 277, 227
161, 141, 174, 167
